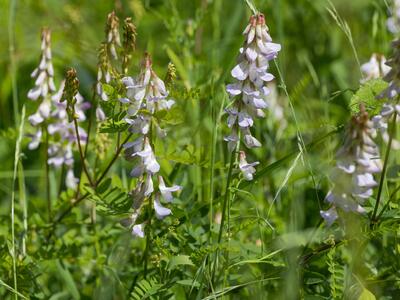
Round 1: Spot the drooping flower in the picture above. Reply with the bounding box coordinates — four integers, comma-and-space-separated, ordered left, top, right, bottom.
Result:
360, 53, 391, 84
320, 106, 382, 225
238, 151, 259, 181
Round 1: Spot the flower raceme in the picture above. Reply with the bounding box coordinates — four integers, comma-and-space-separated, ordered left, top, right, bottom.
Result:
28, 28, 56, 130
372, 40, 400, 149
27, 30, 89, 190
320, 107, 382, 225
225, 13, 281, 151
120, 53, 180, 238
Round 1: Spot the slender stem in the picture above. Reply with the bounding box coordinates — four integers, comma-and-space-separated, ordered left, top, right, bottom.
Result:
377, 184, 400, 220
45, 126, 51, 222
244, 0, 258, 14
211, 151, 236, 284
73, 118, 94, 187
143, 194, 152, 278
8, 0, 19, 126
144, 121, 155, 278
372, 111, 397, 222
84, 88, 97, 158
11, 105, 25, 300
57, 164, 66, 198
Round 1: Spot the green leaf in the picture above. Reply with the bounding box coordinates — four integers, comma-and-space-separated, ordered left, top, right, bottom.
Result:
167, 255, 194, 271
55, 260, 80, 300
358, 288, 376, 300
349, 79, 388, 116
99, 120, 129, 133
102, 83, 114, 96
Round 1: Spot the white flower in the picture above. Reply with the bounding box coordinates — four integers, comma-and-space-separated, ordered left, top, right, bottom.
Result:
28, 128, 42, 150
154, 195, 172, 220
158, 176, 181, 202
238, 151, 259, 181
134, 138, 160, 174
319, 207, 338, 227
132, 224, 145, 238
65, 168, 78, 190
360, 54, 390, 83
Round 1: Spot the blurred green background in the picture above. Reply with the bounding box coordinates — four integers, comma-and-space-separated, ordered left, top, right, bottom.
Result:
1, 0, 399, 298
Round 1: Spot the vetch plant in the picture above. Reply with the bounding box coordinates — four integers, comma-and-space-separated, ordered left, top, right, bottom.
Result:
120, 53, 181, 238
225, 13, 281, 164
320, 105, 382, 225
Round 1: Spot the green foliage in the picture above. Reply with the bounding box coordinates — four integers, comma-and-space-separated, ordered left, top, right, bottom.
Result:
349, 79, 388, 116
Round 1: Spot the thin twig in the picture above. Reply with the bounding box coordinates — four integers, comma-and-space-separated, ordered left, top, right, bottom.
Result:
73, 118, 95, 186
371, 111, 398, 223
45, 125, 51, 222
211, 151, 236, 284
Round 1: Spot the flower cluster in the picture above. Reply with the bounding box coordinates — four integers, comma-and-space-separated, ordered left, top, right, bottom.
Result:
225, 13, 281, 180
320, 107, 382, 225
360, 53, 390, 84
387, 0, 400, 34
28, 28, 56, 132
120, 54, 181, 238
372, 40, 400, 149
27, 30, 88, 190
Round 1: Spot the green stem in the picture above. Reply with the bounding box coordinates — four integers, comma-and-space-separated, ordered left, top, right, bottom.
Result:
11, 105, 25, 300
45, 126, 51, 222
244, 0, 258, 14
211, 150, 236, 284
371, 111, 397, 223
377, 184, 400, 220
8, 0, 19, 126
73, 118, 94, 187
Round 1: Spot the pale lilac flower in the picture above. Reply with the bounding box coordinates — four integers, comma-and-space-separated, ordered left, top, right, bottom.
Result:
238, 151, 259, 181
134, 138, 160, 174
320, 108, 382, 225
154, 195, 172, 220
360, 54, 390, 83
27, 128, 42, 150
158, 176, 181, 202
65, 168, 79, 190
132, 224, 145, 238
